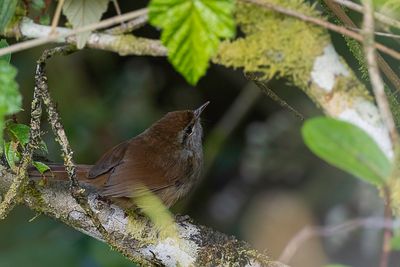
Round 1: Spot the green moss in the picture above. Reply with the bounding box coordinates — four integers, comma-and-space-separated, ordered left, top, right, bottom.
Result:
23, 182, 47, 211
214, 0, 329, 89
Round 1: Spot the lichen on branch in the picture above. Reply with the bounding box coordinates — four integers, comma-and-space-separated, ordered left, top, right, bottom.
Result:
214, 0, 328, 89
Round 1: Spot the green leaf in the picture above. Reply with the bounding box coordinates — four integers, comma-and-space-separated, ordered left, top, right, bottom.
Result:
6, 122, 30, 145
4, 141, 19, 170
391, 235, 400, 250
63, 0, 110, 49
0, 0, 18, 32
39, 14, 50, 26
0, 61, 21, 115
324, 265, 352, 267
32, 161, 50, 174
302, 117, 391, 186
391, 228, 400, 250
149, 0, 235, 85
0, 39, 11, 63
0, 61, 21, 151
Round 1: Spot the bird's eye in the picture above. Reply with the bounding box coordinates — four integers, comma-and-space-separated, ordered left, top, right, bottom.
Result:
185, 124, 194, 136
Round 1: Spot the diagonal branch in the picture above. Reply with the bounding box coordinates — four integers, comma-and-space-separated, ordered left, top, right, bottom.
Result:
0, 164, 287, 267
323, 0, 400, 94
239, 0, 400, 60
332, 0, 400, 30
0, 8, 155, 57
0, 61, 44, 220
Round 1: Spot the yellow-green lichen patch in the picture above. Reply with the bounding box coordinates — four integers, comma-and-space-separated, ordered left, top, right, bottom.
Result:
23, 182, 47, 210
388, 178, 400, 215
214, 0, 329, 89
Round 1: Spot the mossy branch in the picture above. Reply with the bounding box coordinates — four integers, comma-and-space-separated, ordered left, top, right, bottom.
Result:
0, 164, 287, 267
0, 63, 43, 220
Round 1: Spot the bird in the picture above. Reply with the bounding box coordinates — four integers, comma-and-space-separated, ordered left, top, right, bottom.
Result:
29, 102, 209, 209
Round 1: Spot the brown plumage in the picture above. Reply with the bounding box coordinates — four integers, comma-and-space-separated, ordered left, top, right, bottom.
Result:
29, 102, 209, 208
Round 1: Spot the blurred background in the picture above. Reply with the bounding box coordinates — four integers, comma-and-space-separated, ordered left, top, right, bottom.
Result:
1, 1, 399, 267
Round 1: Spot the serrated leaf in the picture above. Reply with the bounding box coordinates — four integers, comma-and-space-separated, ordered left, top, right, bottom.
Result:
32, 161, 50, 174
0, 39, 11, 63
6, 122, 30, 145
302, 117, 391, 186
0, 0, 18, 32
4, 141, 20, 170
149, 0, 235, 85
63, 0, 110, 49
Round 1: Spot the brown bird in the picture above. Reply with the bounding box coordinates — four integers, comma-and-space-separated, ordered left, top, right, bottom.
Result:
30, 102, 209, 208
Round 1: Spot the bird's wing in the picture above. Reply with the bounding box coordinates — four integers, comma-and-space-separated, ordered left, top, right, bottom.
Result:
88, 140, 129, 178
100, 141, 183, 198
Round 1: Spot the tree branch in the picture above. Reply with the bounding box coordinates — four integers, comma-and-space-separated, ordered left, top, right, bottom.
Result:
332, 0, 400, 30
0, 9, 165, 57
0, 165, 287, 267
239, 0, 400, 60
5, 18, 167, 57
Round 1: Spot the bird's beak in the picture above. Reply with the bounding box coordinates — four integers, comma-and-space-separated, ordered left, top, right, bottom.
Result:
194, 101, 210, 118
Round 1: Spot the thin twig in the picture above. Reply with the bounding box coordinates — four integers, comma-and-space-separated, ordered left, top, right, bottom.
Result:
362, 0, 399, 147
0, 66, 44, 219
380, 187, 393, 267
347, 26, 400, 39
105, 13, 148, 35
50, 0, 65, 35
0, 8, 148, 57
284, 217, 398, 263
279, 216, 400, 264
332, 0, 400, 30
245, 73, 304, 121
35, 46, 143, 264
239, 0, 400, 60
323, 0, 400, 101
112, 0, 122, 16
111, 0, 126, 29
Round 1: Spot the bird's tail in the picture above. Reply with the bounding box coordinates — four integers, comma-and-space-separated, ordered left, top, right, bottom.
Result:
28, 163, 95, 184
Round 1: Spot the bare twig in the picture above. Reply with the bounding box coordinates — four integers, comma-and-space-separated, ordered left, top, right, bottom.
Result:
105, 13, 148, 35
279, 216, 400, 264
112, 0, 122, 16
239, 0, 400, 60
111, 0, 126, 29
362, 0, 398, 147
50, 0, 65, 35
245, 73, 304, 121
380, 187, 393, 267
347, 26, 400, 39
0, 8, 148, 57
332, 0, 400, 30
323, 0, 400, 102
362, 1, 397, 264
